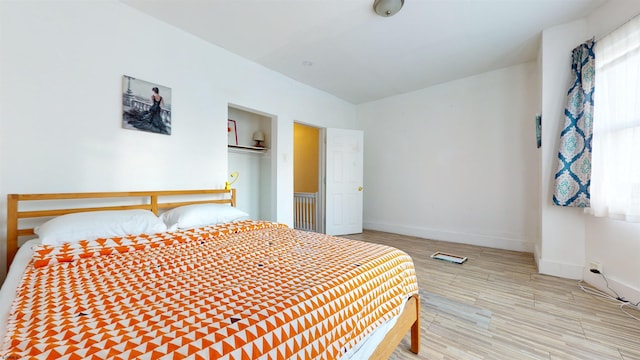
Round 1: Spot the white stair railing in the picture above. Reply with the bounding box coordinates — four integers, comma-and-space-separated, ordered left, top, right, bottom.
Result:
294, 192, 318, 232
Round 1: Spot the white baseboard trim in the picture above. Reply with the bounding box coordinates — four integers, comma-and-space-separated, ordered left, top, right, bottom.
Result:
363, 221, 533, 252
536, 256, 584, 280
533, 244, 542, 271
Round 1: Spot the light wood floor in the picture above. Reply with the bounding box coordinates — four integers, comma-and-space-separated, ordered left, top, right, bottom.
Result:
344, 230, 640, 360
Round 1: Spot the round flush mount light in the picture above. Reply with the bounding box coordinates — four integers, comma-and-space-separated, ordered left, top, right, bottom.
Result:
373, 0, 404, 17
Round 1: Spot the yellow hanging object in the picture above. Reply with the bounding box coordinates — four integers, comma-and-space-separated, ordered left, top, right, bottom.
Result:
225, 171, 239, 190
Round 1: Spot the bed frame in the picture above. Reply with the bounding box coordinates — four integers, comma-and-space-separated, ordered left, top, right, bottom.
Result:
6, 189, 236, 268
4, 188, 419, 358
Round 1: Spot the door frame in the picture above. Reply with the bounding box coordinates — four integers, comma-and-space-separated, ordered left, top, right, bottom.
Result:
318, 128, 326, 234
292, 122, 325, 233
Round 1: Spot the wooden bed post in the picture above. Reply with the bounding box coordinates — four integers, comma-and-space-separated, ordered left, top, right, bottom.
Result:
231, 189, 237, 207
150, 194, 159, 215
410, 294, 421, 354
7, 194, 18, 271
370, 294, 420, 359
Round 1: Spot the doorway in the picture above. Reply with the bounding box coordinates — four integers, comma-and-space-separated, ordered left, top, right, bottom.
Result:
293, 123, 324, 233
324, 128, 363, 235
293, 124, 364, 235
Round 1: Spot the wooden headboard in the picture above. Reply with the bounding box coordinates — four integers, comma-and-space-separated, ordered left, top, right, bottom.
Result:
6, 188, 236, 270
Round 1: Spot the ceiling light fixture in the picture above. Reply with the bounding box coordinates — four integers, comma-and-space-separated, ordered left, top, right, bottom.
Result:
373, 0, 404, 17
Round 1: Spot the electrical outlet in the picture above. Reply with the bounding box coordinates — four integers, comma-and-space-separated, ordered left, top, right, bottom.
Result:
589, 261, 603, 274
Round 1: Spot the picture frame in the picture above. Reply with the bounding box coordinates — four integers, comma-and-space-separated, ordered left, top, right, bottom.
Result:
122, 75, 172, 135
228, 119, 238, 146
535, 114, 542, 148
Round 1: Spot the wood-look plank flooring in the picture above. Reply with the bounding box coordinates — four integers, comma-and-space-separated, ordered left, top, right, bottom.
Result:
344, 230, 640, 360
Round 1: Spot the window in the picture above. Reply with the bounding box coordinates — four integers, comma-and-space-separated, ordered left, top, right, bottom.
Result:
589, 15, 640, 221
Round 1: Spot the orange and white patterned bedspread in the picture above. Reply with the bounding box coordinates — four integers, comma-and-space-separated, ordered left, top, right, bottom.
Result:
1, 220, 418, 359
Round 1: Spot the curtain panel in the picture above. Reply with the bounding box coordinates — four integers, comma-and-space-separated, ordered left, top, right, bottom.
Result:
589, 15, 640, 222
553, 39, 596, 208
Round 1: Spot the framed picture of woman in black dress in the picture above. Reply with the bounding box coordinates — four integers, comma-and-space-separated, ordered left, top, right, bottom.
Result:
122, 75, 172, 135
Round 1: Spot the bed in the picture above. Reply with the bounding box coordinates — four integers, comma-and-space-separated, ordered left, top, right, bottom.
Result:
1, 189, 420, 359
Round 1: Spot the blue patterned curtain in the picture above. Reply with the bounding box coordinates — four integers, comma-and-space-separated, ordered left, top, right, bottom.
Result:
553, 39, 595, 207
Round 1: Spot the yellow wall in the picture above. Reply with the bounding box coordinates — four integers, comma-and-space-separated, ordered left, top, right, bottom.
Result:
294, 123, 319, 193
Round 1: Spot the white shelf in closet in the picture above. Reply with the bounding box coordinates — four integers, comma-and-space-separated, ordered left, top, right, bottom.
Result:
228, 144, 269, 154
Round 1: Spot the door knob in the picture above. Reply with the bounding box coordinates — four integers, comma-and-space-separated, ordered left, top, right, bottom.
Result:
358, 186, 363, 191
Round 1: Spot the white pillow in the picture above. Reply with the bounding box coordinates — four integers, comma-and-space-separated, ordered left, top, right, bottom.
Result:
160, 203, 250, 230
35, 209, 167, 245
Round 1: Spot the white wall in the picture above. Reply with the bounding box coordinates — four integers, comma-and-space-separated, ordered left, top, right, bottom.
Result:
358, 62, 539, 252
584, 218, 640, 302
538, 19, 588, 279
582, 0, 640, 302
535, 47, 543, 267
538, 0, 640, 302
0, 1, 358, 280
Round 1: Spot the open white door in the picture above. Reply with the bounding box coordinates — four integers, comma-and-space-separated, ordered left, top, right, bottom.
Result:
325, 128, 363, 235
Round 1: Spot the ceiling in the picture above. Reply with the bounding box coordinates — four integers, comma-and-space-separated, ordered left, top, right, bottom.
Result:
121, 0, 607, 104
